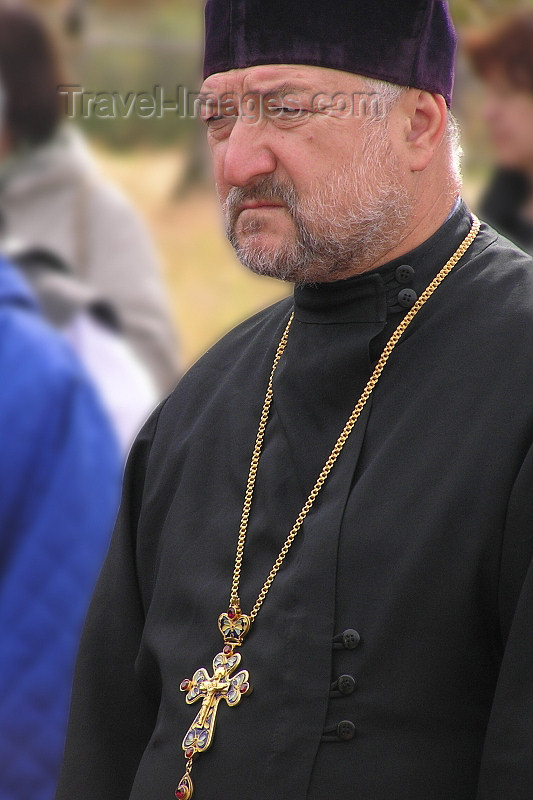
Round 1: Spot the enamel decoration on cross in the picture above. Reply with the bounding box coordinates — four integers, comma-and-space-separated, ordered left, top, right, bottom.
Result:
175, 605, 252, 800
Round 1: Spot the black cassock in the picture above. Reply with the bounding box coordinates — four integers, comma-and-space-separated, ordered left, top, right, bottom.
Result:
57, 202, 533, 799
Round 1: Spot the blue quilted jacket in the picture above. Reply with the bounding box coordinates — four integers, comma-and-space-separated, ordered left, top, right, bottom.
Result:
0, 255, 121, 799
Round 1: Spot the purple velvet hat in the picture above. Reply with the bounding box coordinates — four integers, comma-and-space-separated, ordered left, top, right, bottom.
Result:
204, 0, 457, 106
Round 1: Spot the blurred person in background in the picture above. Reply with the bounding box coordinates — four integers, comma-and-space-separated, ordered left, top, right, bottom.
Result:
0, 245, 121, 799
465, 10, 533, 255
0, 3, 181, 396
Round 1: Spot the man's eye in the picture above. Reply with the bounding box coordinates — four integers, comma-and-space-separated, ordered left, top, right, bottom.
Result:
271, 107, 304, 115
266, 106, 310, 122
204, 115, 236, 131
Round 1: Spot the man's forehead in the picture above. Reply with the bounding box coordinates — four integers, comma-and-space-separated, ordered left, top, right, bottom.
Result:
201, 64, 369, 97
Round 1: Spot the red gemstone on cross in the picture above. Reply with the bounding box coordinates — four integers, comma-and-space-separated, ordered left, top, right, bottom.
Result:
240, 683, 249, 694
228, 607, 237, 619
180, 679, 191, 691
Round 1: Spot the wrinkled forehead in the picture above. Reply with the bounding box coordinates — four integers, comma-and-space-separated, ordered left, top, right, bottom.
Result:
201, 64, 373, 98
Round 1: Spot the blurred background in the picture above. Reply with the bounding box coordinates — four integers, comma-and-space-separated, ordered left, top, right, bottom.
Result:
19, 0, 530, 370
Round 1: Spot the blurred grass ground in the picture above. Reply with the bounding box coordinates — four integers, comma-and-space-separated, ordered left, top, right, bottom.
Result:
94, 145, 289, 369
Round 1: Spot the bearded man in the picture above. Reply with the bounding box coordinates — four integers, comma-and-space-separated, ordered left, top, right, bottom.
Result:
56, 2, 533, 799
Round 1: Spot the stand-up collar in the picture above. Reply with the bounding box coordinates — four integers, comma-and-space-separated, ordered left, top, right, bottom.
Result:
294, 200, 473, 324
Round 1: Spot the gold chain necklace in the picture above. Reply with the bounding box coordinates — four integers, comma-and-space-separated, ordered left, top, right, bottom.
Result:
175, 216, 481, 799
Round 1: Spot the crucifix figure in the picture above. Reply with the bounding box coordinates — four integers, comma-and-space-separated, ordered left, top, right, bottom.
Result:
176, 634, 252, 799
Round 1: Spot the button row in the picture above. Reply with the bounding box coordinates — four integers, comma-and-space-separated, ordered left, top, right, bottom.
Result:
393, 264, 417, 309
327, 628, 360, 742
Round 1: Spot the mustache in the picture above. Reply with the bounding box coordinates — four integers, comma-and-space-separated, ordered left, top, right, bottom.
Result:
222, 178, 299, 230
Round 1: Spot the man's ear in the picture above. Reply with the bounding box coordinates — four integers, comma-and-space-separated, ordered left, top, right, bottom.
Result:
403, 90, 448, 173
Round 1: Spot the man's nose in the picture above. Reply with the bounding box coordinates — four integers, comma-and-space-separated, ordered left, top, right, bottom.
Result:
222, 117, 277, 187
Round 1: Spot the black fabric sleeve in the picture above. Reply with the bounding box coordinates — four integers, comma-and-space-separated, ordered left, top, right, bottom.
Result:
55, 403, 165, 800
476, 440, 533, 799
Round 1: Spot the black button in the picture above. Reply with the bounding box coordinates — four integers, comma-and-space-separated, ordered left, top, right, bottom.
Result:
337, 674, 356, 695
337, 720, 356, 740
397, 288, 417, 308
342, 629, 361, 650
395, 264, 415, 284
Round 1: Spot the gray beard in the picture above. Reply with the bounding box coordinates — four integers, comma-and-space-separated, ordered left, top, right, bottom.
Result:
222, 129, 414, 285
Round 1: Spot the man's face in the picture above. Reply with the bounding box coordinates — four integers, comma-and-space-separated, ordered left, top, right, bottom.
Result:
200, 65, 413, 284
482, 72, 533, 172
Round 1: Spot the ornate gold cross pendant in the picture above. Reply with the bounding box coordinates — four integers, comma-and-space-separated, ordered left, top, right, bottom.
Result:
175, 608, 252, 799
